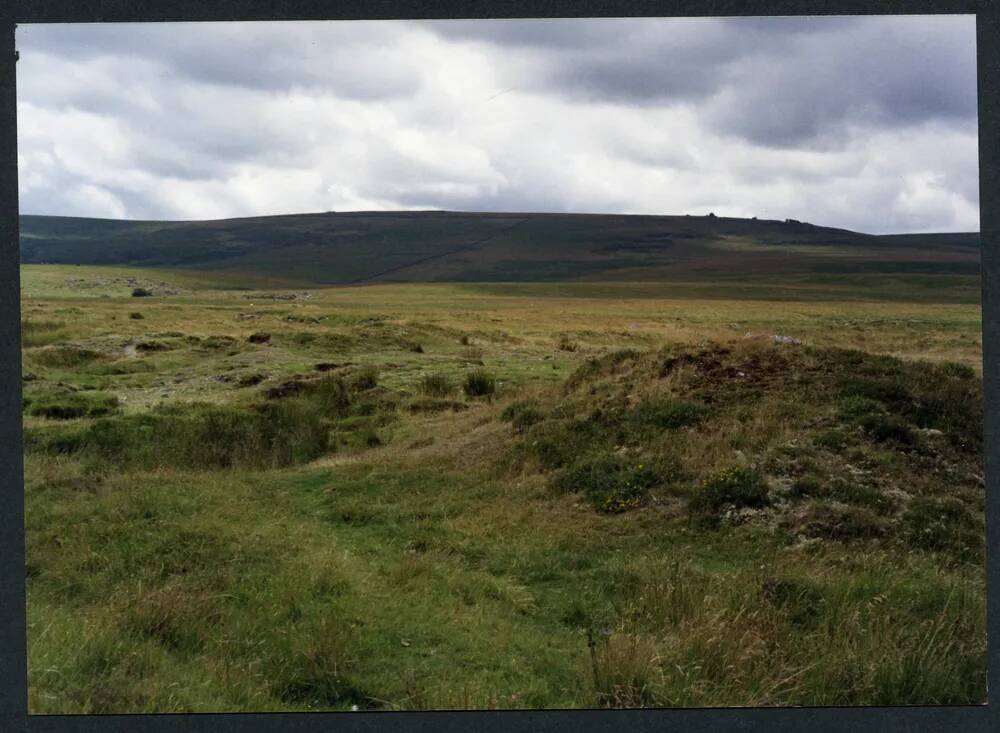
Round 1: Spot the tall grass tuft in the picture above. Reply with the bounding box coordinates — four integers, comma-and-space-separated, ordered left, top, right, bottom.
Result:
21, 319, 69, 348
419, 374, 453, 397
463, 369, 496, 398
586, 629, 659, 708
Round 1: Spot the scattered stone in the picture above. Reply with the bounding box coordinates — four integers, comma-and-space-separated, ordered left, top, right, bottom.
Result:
772, 334, 802, 345
248, 332, 271, 344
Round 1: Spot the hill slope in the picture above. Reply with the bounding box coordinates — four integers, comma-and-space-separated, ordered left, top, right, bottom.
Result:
19, 211, 980, 285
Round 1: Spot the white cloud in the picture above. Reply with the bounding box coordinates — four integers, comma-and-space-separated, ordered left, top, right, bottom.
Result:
15, 16, 979, 233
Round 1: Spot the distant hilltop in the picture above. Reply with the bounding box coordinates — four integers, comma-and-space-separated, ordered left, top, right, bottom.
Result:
19, 211, 979, 286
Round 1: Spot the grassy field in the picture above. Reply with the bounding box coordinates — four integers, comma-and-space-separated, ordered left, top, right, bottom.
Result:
21, 263, 986, 712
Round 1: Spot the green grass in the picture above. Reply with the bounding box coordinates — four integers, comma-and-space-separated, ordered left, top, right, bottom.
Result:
20, 263, 986, 712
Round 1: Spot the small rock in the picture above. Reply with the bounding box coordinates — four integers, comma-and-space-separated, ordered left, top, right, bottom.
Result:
772, 334, 802, 345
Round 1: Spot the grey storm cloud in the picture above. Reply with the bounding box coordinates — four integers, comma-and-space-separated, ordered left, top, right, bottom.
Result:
430, 16, 977, 147
21, 22, 423, 98
15, 15, 980, 233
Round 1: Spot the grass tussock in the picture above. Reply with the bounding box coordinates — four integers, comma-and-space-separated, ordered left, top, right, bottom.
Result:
22, 318, 70, 348
24, 375, 387, 470
688, 467, 770, 526
25, 390, 120, 420
463, 369, 496, 398
576, 557, 984, 708
419, 374, 453, 398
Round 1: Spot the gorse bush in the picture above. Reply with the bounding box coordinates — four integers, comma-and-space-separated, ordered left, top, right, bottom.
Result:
550, 453, 659, 513
463, 369, 496, 397
688, 467, 769, 525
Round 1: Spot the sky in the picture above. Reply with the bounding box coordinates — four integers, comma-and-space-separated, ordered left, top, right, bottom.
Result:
15, 16, 980, 234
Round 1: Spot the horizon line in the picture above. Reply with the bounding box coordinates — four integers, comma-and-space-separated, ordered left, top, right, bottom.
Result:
16, 208, 982, 238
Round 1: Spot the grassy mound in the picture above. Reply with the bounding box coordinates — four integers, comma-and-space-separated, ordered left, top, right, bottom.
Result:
502, 340, 983, 563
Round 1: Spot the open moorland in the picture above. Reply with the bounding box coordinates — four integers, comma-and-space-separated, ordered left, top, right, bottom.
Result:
20, 212, 986, 712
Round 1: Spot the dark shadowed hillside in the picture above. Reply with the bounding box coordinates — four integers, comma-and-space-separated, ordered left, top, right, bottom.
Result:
19, 211, 980, 286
